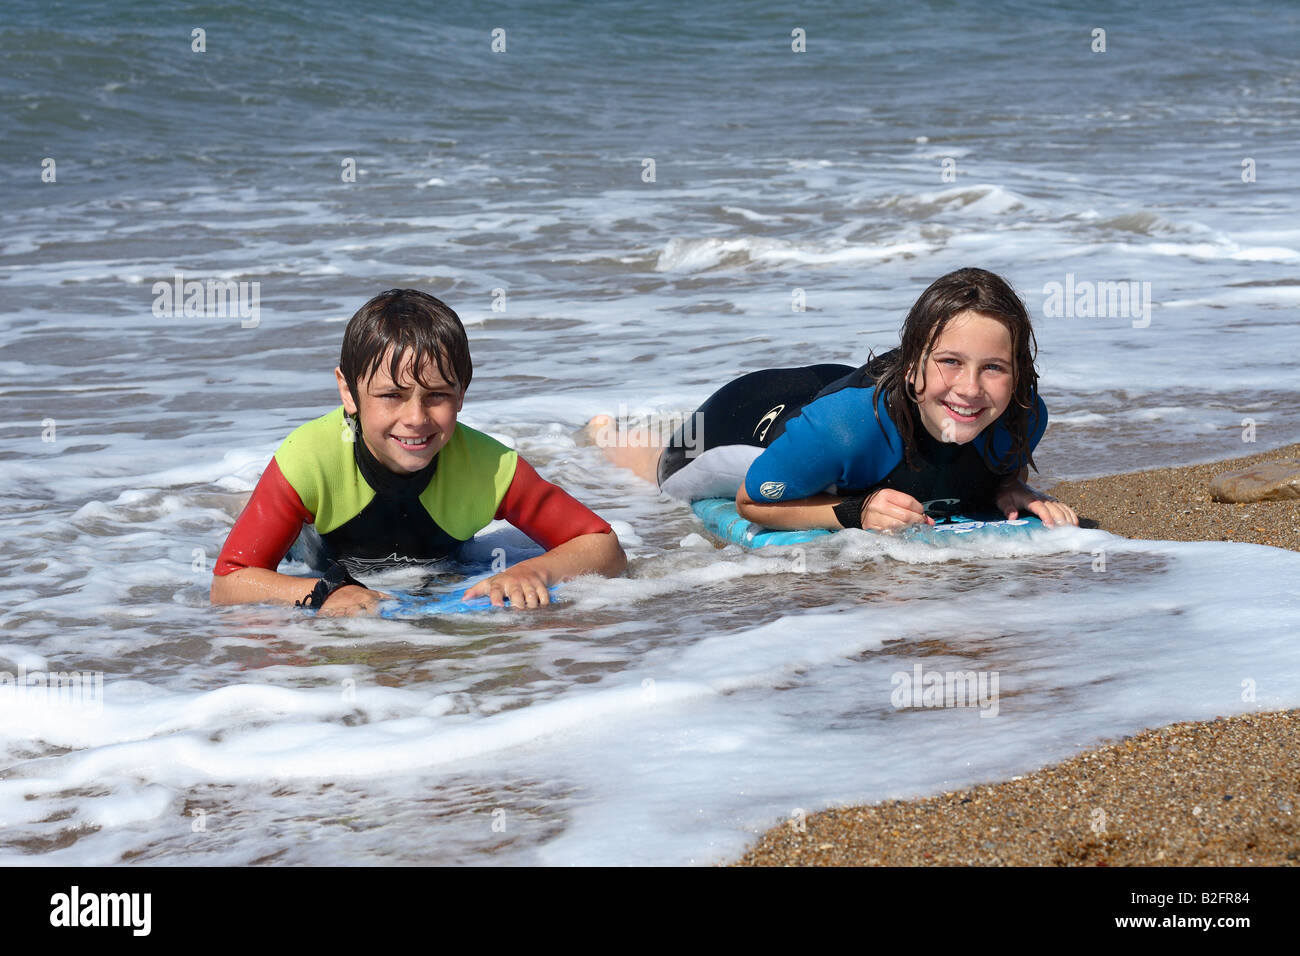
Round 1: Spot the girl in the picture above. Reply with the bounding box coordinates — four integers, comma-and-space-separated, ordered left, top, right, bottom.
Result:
590, 267, 1078, 530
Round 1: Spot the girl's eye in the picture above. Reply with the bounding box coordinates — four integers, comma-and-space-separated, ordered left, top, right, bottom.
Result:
984, 364, 1008, 373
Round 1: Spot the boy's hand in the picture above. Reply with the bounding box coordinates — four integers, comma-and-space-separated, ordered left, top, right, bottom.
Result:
464, 566, 552, 609
996, 479, 1079, 528
861, 488, 935, 531
316, 584, 390, 617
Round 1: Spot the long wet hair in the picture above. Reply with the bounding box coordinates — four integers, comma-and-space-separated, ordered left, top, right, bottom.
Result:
869, 268, 1039, 473
339, 289, 472, 403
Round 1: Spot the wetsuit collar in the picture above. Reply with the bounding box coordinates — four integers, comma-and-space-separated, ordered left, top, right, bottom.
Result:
913, 418, 964, 465
351, 414, 439, 497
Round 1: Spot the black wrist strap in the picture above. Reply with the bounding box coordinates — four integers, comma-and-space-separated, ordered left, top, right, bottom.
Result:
296, 562, 363, 610
832, 495, 868, 530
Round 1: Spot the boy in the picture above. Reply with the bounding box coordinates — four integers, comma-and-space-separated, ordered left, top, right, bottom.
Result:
210, 289, 626, 614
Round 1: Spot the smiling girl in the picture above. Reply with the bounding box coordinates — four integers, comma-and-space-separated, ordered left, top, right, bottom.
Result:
591, 268, 1077, 531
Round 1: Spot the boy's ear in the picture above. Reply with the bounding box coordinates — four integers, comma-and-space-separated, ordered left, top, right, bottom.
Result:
335, 367, 359, 416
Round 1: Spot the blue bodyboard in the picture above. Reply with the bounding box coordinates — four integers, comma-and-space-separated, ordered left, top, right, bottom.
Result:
287, 524, 561, 618
378, 577, 562, 619
690, 497, 1043, 549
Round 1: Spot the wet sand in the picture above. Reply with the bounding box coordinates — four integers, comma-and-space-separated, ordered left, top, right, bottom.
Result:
1044, 441, 1300, 552
734, 442, 1300, 866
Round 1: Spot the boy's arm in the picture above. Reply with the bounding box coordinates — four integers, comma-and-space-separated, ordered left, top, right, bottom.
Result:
464, 456, 626, 607
210, 458, 338, 606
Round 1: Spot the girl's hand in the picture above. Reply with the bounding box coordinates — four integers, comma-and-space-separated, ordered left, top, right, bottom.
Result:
996, 480, 1079, 528
860, 489, 936, 531
464, 566, 553, 609
316, 584, 390, 617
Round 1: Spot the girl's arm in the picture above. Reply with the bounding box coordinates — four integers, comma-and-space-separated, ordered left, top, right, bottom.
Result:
735, 486, 843, 530
736, 485, 931, 531
736, 389, 928, 531
995, 465, 1079, 527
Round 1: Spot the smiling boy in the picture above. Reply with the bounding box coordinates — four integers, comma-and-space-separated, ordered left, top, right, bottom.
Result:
210, 289, 626, 613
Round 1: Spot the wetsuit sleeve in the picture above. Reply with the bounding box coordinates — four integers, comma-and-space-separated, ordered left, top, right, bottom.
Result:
213, 458, 314, 576
744, 389, 899, 502
495, 456, 613, 551
745, 429, 845, 502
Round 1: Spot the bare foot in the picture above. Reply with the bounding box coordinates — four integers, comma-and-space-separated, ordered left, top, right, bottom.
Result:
583, 414, 664, 486
575, 414, 612, 448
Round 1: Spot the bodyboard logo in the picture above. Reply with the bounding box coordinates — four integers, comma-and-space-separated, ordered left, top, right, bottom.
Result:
921, 498, 961, 517
759, 481, 786, 500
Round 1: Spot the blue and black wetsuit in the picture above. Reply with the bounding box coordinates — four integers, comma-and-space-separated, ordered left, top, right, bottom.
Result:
656, 350, 1047, 518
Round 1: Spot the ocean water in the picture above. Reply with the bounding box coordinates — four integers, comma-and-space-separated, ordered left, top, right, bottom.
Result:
1, 1, 1298, 864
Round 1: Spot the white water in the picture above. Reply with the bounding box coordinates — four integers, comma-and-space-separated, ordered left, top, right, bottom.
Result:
3, 434, 1299, 865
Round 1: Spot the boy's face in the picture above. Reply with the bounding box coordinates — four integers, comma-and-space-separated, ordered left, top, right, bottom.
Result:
335, 348, 464, 474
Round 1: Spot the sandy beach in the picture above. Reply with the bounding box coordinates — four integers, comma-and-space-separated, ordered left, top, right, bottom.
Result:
735, 442, 1300, 866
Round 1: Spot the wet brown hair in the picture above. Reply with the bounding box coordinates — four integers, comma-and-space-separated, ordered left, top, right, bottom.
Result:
870, 267, 1039, 473
339, 289, 472, 402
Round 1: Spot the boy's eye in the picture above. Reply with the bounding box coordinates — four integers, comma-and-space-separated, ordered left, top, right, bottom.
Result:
375, 391, 452, 402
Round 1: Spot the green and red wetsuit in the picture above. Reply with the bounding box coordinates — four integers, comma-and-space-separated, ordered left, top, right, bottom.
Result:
214, 407, 613, 577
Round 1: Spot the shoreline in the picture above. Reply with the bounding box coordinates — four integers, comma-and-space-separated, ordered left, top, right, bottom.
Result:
734, 442, 1300, 866
1043, 441, 1300, 552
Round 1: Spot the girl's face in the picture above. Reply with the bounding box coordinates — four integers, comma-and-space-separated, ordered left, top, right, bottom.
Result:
908, 310, 1015, 444
335, 348, 464, 474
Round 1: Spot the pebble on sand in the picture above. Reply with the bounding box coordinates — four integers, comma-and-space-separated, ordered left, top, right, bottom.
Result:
1209, 459, 1300, 503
